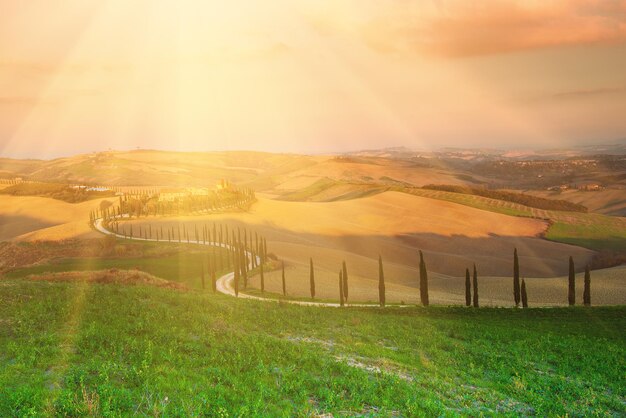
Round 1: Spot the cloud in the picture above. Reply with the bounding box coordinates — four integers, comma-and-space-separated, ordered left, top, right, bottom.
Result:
359, 0, 626, 57
552, 86, 626, 99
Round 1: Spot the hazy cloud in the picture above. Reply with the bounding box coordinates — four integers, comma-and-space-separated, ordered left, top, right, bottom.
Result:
552, 86, 626, 99
359, 0, 626, 57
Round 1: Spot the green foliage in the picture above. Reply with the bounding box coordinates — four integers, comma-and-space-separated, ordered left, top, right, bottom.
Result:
419, 251, 429, 307
281, 262, 286, 297
309, 258, 315, 299
0, 280, 623, 416
465, 268, 471, 307
378, 255, 385, 308
513, 248, 520, 307
422, 184, 588, 212
0, 182, 114, 202
584, 266, 591, 307
568, 257, 576, 306
342, 261, 348, 302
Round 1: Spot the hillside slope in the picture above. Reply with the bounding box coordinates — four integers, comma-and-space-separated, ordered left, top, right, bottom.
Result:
122, 192, 593, 279
0, 196, 108, 241
1, 279, 623, 416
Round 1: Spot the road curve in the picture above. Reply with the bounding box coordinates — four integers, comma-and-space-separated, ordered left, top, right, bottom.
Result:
94, 218, 376, 308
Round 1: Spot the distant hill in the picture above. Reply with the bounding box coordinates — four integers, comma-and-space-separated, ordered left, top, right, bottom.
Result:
1, 147, 624, 196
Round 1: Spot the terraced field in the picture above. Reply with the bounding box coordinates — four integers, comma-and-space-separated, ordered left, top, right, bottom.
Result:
402, 188, 626, 252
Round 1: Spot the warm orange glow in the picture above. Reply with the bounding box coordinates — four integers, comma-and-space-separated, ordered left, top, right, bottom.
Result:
1, 0, 625, 158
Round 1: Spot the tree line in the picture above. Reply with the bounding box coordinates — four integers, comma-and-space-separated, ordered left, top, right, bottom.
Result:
422, 184, 588, 213
99, 216, 594, 308
89, 183, 255, 224
284, 249, 593, 308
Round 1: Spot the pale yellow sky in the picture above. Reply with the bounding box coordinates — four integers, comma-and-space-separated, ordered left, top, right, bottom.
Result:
1, 0, 625, 158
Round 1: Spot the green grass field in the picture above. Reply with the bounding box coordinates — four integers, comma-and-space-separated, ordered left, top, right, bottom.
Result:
0, 279, 624, 416
4, 244, 231, 289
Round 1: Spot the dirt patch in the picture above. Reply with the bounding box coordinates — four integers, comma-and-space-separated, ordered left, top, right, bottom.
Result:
26, 269, 187, 290
284, 334, 414, 382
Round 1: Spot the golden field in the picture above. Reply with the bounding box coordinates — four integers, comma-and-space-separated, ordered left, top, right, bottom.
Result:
0, 195, 106, 241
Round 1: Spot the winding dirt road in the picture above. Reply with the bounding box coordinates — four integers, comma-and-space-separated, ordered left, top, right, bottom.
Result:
94, 218, 373, 308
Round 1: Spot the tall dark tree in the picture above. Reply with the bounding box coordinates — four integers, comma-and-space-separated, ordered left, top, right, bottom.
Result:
342, 261, 349, 302
465, 268, 471, 307
472, 264, 479, 308
309, 258, 316, 299
339, 270, 344, 307
378, 255, 386, 308
568, 256, 576, 306
260, 262, 265, 294
521, 279, 528, 308
419, 250, 429, 306
583, 265, 591, 307
211, 266, 217, 293
241, 246, 248, 289
513, 248, 521, 307
200, 260, 205, 290
282, 261, 286, 297
234, 255, 240, 297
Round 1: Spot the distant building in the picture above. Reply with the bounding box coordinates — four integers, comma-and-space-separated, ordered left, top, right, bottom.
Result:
578, 183, 603, 191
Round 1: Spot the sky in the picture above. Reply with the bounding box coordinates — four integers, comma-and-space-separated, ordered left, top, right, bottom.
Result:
1, 0, 625, 159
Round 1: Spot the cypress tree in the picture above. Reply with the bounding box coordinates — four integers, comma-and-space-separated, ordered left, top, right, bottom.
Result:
583, 265, 591, 306
419, 250, 429, 306
234, 255, 240, 297
472, 264, 479, 308
282, 261, 286, 297
206, 253, 217, 293
309, 258, 315, 299
241, 246, 248, 289
200, 261, 205, 290
513, 248, 520, 307
339, 270, 344, 307
260, 262, 265, 294
568, 256, 575, 306
521, 279, 528, 308
342, 261, 348, 302
465, 268, 471, 307
378, 255, 385, 308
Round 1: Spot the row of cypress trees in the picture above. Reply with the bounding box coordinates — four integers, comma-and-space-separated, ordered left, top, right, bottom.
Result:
515, 248, 591, 307
302, 249, 592, 308
108, 217, 593, 307
89, 184, 256, 225
110, 221, 269, 269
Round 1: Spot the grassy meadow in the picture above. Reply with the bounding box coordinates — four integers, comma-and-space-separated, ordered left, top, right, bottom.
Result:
1, 278, 624, 416
4, 241, 231, 290
1, 151, 624, 416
